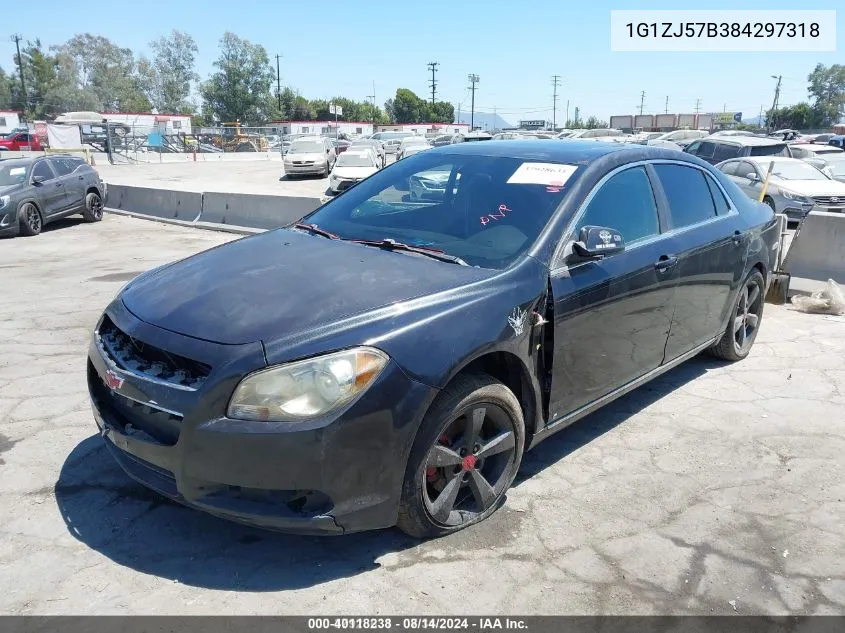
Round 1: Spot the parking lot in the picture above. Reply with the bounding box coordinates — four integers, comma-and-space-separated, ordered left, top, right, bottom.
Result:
1, 214, 844, 615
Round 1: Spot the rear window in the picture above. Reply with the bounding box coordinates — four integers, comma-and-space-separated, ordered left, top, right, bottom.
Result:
689, 141, 716, 159
749, 143, 789, 157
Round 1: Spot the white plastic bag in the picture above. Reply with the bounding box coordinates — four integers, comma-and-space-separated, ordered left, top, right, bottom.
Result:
790, 279, 845, 315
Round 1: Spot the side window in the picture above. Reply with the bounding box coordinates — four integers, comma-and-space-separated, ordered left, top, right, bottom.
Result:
32, 161, 55, 182
718, 161, 739, 176
704, 173, 731, 216
712, 143, 740, 162
575, 166, 659, 245
49, 158, 74, 176
689, 141, 715, 159
653, 164, 717, 229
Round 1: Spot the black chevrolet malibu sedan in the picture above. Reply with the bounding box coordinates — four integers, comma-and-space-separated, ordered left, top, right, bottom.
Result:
87, 140, 779, 538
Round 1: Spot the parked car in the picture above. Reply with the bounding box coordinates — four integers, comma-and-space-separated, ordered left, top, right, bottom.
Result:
396, 136, 432, 160
802, 154, 845, 183
350, 138, 386, 167
0, 131, 42, 152
463, 131, 493, 142
283, 136, 337, 177
491, 132, 526, 140
567, 128, 624, 139
828, 135, 845, 149
371, 131, 417, 154
787, 143, 844, 159
331, 139, 352, 155
328, 149, 380, 194
714, 156, 845, 222
631, 131, 665, 144
88, 140, 778, 538
408, 167, 454, 201
0, 155, 105, 238
810, 133, 836, 144
684, 136, 792, 165
646, 129, 708, 149
431, 134, 463, 147
556, 129, 585, 138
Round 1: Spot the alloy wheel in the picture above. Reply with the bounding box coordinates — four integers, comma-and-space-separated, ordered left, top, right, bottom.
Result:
734, 278, 762, 353
90, 195, 103, 220
24, 205, 41, 233
422, 403, 518, 527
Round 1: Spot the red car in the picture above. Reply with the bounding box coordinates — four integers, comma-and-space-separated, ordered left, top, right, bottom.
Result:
0, 131, 42, 152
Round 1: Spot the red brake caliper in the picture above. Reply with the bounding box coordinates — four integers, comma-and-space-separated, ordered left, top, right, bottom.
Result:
426, 434, 451, 482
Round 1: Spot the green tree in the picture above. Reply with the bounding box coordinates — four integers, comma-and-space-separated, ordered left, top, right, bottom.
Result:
384, 98, 395, 122
584, 116, 608, 129
427, 101, 454, 123
767, 102, 825, 130
200, 32, 274, 124
392, 88, 427, 123
807, 63, 845, 125
144, 30, 199, 113
0, 67, 11, 110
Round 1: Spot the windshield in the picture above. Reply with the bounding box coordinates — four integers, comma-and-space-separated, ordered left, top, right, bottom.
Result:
289, 140, 324, 153
0, 162, 28, 186
337, 153, 374, 167
770, 161, 829, 180
749, 143, 789, 157
300, 152, 581, 269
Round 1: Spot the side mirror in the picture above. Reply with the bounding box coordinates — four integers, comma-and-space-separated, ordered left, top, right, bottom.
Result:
572, 226, 625, 259
31, 176, 46, 185
746, 172, 759, 181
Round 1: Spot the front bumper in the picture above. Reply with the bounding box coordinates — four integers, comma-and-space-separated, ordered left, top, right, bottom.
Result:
0, 210, 18, 236
284, 162, 327, 175
87, 300, 436, 534
329, 177, 359, 193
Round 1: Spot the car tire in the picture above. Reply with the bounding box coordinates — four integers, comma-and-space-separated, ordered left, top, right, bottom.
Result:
763, 196, 776, 212
18, 202, 42, 236
709, 269, 766, 362
396, 373, 525, 539
82, 191, 104, 222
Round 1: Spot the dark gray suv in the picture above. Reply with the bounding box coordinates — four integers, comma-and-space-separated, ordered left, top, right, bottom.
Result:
0, 155, 106, 238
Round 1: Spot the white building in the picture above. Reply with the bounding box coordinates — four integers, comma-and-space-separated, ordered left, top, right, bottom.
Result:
375, 123, 469, 135
0, 111, 22, 134
101, 112, 192, 134
267, 120, 374, 137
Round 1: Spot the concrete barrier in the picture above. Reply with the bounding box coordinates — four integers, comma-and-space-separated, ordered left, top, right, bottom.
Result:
783, 210, 845, 295
105, 184, 203, 222
201, 191, 323, 230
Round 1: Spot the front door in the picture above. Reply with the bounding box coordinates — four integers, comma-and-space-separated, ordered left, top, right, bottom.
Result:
548, 165, 679, 420
49, 157, 86, 208
650, 163, 747, 359
30, 160, 67, 216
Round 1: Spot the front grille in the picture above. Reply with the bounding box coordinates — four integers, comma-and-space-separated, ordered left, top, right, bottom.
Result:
97, 315, 210, 389
88, 361, 183, 446
812, 196, 844, 205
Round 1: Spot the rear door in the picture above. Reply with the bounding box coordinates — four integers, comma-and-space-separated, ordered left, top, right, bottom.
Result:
685, 140, 716, 163
547, 165, 680, 419
49, 157, 86, 208
651, 162, 746, 360
30, 159, 67, 216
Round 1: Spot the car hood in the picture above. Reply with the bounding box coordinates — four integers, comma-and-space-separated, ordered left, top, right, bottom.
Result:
332, 166, 376, 180
121, 229, 495, 345
774, 178, 845, 196
286, 152, 324, 162
0, 183, 22, 194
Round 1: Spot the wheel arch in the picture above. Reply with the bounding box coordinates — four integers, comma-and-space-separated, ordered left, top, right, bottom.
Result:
17, 197, 43, 217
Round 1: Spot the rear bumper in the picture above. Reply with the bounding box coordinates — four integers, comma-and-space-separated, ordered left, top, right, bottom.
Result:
87, 301, 437, 534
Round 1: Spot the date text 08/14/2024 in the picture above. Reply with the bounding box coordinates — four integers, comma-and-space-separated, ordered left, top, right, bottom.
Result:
307, 617, 528, 630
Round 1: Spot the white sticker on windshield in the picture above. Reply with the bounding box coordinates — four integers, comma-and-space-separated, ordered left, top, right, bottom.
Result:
507, 162, 577, 186
9, 167, 25, 176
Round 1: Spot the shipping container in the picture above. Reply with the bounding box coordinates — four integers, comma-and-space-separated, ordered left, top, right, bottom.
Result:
610, 115, 633, 131
677, 113, 696, 129
654, 114, 676, 129
696, 114, 714, 130
633, 115, 654, 130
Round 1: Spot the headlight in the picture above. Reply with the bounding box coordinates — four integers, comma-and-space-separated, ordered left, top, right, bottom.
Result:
0, 195, 9, 209
227, 347, 389, 422
781, 189, 812, 203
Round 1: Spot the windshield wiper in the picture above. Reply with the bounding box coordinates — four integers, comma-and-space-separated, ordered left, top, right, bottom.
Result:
293, 223, 339, 239
351, 238, 470, 266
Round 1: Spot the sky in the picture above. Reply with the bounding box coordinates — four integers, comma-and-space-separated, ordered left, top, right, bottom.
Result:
1, 0, 842, 126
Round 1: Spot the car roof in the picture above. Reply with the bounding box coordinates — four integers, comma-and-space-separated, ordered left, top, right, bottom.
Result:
742, 156, 804, 165
706, 135, 787, 146
427, 138, 697, 165
0, 156, 39, 167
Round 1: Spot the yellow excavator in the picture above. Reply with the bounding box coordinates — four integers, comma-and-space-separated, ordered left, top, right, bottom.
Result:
214, 121, 269, 152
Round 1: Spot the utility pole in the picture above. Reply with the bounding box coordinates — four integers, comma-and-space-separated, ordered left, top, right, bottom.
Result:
275, 54, 282, 112
574, 107, 580, 124
759, 104, 764, 127
638, 91, 646, 116
10, 34, 26, 109
427, 62, 439, 106
493, 106, 497, 131
457, 102, 462, 125
566, 99, 569, 126
664, 96, 669, 114
467, 74, 479, 130
551, 75, 561, 130
723, 103, 727, 112
694, 98, 702, 113
768, 75, 782, 130
366, 81, 376, 127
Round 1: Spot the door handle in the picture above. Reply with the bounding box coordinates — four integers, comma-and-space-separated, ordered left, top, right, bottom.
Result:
78, 175, 84, 180
654, 255, 678, 271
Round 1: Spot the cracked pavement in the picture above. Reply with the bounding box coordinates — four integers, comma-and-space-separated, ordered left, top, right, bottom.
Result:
0, 214, 843, 615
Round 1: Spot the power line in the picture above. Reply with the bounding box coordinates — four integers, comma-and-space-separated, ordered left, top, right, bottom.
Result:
427, 61, 439, 106
467, 73, 479, 130
638, 91, 646, 116
551, 75, 561, 130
